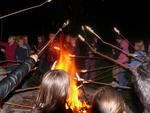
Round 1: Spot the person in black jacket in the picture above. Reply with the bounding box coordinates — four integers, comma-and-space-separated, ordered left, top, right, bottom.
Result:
0, 54, 38, 101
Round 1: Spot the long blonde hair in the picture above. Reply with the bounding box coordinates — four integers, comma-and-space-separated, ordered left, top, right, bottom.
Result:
92, 86, 125, 113
35, 70, 70, 112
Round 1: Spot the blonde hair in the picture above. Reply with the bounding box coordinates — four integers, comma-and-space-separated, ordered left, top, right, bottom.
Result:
134, 40, 145, 51
92, 86, 125, 113
35, 70, 70, 112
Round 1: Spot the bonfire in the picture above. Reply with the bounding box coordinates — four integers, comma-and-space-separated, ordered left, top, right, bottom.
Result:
53, 38, 90, 113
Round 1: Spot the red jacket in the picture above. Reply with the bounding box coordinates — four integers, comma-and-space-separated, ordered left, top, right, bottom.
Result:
0, 42, 17, 60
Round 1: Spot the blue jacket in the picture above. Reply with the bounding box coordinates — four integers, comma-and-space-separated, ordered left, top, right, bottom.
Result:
128, 50, 146, 67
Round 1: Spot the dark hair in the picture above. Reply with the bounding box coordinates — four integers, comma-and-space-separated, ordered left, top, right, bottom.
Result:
32, 70, 70, 113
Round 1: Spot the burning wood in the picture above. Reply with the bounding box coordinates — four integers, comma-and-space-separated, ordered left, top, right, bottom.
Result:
52, 39, 90, 113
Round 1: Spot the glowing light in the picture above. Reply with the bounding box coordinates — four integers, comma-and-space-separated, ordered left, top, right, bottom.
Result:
113, 27, 120, 34
78, 34, 85, 42
84, 25, 94, 33
52, 38, 90, 113
47, 0, 52, 2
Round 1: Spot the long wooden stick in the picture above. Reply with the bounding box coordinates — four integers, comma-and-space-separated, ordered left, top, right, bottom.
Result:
92, 68, 114, 81
70, 55, 102, 59
14, 86, 39, 93
80, 65, 115, 73
0, 1, 49, 20
86, 80, 131, 89
4, 102, 33, 109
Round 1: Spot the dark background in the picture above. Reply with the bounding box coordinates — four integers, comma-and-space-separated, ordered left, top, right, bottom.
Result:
0, 1, 148, 112
0, 0, 150, 44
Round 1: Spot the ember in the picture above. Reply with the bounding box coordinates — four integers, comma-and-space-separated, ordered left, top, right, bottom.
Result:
53, 38, 90, 113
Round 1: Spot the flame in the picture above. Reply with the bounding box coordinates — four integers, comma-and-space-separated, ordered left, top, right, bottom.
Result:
53, 37, 90, 113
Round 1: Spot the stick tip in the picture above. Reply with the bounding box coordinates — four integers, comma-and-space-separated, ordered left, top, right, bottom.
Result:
78, 34, 85, 42
47, 0, 52, 2
113, 27, 120, 34
81, 25, 85, 31
85, 25, 94, 33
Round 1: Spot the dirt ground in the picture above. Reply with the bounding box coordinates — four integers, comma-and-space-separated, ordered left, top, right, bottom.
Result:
2, 91, 38, 113
1, 85, 96, 113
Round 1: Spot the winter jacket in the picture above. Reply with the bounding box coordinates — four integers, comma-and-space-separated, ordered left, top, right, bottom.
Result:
15, 45, 28, 61
0, 57, 36, 100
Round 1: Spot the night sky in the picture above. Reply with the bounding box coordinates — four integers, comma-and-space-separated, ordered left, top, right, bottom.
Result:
0, 0, 150, 44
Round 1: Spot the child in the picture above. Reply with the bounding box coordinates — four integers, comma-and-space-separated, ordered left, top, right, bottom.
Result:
37, 35, 47, 74
84, 50, 96, 80
128, 40, 146, 72
15, 36, 28, 61
0, 36, 17, 61
115, 36, 129, 87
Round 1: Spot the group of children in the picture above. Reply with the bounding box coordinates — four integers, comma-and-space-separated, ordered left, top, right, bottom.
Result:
0, 33, 149, 113
0, 36, 29, 64
0, 35, 57, 72
113, 35, 147, 88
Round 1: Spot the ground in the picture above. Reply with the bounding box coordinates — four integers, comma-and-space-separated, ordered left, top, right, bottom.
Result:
2, 91, 38, 113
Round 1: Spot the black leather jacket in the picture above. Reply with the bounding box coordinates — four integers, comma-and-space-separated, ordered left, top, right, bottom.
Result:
0, 57, 36, 100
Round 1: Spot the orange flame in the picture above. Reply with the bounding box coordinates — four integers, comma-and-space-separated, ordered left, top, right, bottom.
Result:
53, 37, 90, 113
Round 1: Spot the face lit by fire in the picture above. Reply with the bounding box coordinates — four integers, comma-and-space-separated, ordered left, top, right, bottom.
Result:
37, 36, 43, 43
17, 39, 24, 46
8, 36, 15, 45
134, 41, 144, 51
66, 35, 71, 43
49, 33, 55, 40
70, 38, 77, 47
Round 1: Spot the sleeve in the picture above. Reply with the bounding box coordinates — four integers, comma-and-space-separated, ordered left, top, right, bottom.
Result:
0, 42, 7, 48
117, 53, 129, 64
15, 48, 18, 60
120, 40, 129, 51
0, 57, 36, 100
